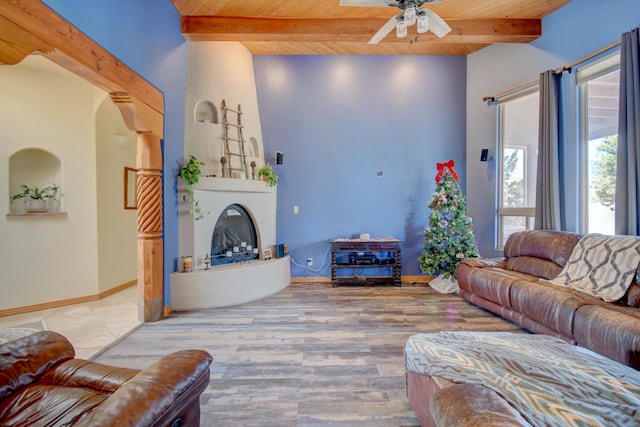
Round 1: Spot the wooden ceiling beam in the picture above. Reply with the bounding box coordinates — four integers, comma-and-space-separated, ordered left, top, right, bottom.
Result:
181, 16, 541, 44
241, 41, 490, 56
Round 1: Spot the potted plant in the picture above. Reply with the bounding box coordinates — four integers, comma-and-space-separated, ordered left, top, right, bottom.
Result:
257, 163, 279, 187
179, 155, 208, 220
10, 183, 62, 213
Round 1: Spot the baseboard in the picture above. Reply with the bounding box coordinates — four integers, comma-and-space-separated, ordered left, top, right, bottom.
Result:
98, 280, 137, 299
163, 305, 173, 317
0, 280, 138, 318
291, 276, 332, 283
403, 275, 434, 284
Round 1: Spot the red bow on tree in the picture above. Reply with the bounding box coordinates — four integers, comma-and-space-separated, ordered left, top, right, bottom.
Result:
435, 160, 459, 182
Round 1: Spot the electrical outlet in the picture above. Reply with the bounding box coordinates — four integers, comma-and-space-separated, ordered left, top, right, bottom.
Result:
306, 257, 313, 267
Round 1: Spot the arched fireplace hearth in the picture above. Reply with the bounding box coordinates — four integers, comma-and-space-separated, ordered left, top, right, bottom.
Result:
211, 204, 259, 266
171, 177, 290, 310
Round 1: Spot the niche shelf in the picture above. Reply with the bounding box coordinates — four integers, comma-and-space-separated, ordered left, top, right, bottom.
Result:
7, 148, 66, 216
194, 100, 219, 124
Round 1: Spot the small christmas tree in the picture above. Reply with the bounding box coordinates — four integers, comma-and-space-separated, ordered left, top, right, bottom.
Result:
419, 160, 479, 280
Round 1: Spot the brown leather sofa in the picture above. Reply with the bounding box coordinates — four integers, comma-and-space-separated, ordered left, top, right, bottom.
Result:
0, 331, 212, 426
406, 230, 640, 426
458, 229, 640, 369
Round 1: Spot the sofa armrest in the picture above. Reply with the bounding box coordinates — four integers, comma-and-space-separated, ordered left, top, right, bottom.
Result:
460, 257, 507, 269
74, 349, 212, 427
40, 359, 140, 393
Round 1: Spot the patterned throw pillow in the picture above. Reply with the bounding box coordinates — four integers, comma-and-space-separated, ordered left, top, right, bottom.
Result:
544, 234, 640, 302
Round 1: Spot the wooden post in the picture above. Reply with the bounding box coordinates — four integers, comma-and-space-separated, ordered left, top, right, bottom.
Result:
135, 133, 164, 322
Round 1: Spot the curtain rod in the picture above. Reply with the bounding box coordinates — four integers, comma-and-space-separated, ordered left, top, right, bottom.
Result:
482, 39, 621, 103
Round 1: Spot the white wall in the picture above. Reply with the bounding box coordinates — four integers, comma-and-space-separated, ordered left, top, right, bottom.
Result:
0, 56, 136, 310
184, 42, 266, 177
96, 98, 138, 293
180, 42, 268, 261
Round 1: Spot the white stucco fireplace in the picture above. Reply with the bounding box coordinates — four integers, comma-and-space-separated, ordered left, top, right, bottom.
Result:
170, 177, 290, 310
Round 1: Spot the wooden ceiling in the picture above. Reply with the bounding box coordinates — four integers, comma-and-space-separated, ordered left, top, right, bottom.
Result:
170, 0, 571, 55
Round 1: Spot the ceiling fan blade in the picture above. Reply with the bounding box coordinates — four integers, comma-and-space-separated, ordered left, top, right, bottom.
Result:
339, 0, 391, 6
368, 15, 399, 44
421, 8, 451, 38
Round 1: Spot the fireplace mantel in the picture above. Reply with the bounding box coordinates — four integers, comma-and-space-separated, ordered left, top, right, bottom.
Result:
196, 177, 274, 194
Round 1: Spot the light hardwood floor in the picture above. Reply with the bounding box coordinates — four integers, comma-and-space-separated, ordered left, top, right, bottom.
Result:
93, 282, 527, 426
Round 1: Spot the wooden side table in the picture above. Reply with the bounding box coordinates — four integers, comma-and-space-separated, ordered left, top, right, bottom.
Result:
330, 238, 402, 287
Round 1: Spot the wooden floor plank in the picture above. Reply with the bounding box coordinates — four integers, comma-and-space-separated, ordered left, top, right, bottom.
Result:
93, 282, 527, 426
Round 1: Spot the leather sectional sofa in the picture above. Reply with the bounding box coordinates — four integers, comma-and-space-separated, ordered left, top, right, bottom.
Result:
406, 229, 640, 426
0, 331, 212, 426
457, 229, 640, 369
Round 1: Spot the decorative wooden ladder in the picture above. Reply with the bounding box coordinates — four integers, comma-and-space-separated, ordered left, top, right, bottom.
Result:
221, 99, 248, 179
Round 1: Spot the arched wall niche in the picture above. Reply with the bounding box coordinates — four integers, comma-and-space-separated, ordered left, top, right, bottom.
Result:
0, 1, 165, 322
8, 148, 62, 214
194, 100, 219, 124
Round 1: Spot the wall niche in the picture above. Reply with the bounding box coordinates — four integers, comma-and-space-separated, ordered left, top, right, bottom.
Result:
8, 148, 64, 215
194, 100, 218, 124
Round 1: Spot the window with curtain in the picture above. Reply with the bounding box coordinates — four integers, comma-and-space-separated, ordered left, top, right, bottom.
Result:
577, 53, 620, 235
497, 87, 539, 247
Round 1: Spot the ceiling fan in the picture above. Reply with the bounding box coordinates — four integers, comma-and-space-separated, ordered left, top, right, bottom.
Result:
339, 0, 451, 44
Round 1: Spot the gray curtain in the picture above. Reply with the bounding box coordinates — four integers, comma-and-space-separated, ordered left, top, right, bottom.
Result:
615, 27, 640, 235
535, 70, 562, 230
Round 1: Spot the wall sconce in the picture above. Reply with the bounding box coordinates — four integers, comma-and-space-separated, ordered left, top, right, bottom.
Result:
113, 134, 130, 148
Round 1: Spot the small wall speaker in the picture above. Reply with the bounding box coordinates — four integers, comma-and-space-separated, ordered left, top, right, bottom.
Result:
276, 151, 284, 164
480, 148, 489, 162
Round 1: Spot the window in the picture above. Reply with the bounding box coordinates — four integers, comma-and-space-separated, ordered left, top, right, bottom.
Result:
577, 53, 620, 235
497, 88, 539, 247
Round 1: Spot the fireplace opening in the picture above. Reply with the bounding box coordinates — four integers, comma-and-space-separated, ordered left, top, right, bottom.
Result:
210, 204, 258, 266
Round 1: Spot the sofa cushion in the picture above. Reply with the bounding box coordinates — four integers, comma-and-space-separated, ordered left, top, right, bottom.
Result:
621, 282, 640, 308
457, 264, 528, 309
0, 384, 109, 426
510, 281, 594, 339
574, 305, 640, 369
507, 256, 563, 280
504, 230, 582, 268
0, 332, 74, 402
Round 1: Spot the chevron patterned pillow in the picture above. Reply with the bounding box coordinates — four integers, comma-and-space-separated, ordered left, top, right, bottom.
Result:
545, 233, 640, 302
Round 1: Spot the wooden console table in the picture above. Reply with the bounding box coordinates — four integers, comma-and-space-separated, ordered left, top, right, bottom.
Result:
330, 238, 402, 287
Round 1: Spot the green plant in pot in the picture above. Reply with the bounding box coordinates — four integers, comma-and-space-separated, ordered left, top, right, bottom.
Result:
179, 155, 208, 220
10, 183, 62, 213
257, 163, 279, 187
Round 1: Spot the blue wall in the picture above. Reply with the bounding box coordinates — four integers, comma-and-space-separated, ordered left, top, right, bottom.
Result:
466, 0, 640, 257
253, 55, 467, 277
43, 0, 186, 305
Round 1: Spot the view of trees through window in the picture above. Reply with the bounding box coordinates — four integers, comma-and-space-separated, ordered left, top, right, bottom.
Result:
495, 54, 620, 247
582, 69, 619, 234
503, 148, 525, 207
498, 90, 538, 247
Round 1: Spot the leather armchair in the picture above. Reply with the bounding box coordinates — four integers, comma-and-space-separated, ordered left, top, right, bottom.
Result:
0, 331, 212, 426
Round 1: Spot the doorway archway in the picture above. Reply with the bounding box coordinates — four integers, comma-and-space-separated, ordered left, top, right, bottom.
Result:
1, 1, 165, 322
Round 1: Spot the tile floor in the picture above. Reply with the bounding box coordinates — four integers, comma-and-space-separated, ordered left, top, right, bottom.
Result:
0, 285, 140, 359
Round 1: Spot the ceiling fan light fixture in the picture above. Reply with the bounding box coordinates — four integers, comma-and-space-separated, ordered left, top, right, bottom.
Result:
404, 6, 417, 27
417, 14, 429, 33
396, 20, 408, 38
